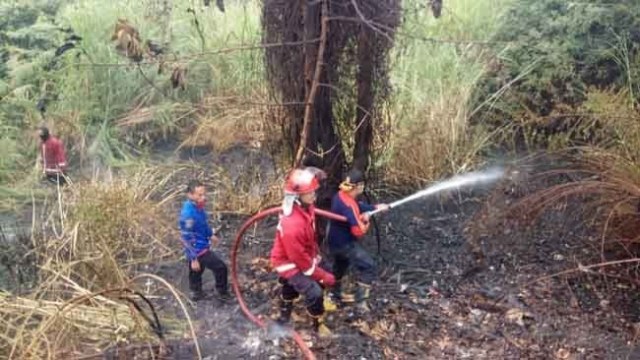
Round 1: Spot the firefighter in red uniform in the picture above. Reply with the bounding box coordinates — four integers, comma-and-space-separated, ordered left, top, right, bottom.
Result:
38, 126, 68, 185
270, 167, 336, 337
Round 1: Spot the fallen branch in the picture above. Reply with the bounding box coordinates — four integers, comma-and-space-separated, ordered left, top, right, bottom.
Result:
530, 258, 640, 285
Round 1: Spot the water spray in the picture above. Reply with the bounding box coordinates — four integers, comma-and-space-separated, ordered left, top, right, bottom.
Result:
367, 167, 506, 217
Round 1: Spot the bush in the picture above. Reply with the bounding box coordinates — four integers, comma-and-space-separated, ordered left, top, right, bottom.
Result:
472, 0, 640, 148
0, 168, 184, 359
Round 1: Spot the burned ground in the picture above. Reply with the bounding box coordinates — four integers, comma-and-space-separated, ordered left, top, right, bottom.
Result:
101, 152, 640, 360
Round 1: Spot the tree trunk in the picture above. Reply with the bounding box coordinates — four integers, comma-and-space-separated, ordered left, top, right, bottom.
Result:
353, 27, 375, 171
301, 0, 345, 205
300, 0, 346, 243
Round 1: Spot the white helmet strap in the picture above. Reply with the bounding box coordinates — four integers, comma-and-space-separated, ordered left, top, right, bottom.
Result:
282, 193, 299, 216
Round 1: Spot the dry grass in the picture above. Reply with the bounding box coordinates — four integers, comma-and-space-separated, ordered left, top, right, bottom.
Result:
580, 88, 640, 161
178, 94, 270, 154
512, 89, 640, 235
45, 170, 176, 290
506, 149, 640, 268
1, 285, 161, 360
170, 160, 282, 215
385, 89, 492, 186
115, 102, 196, 146
212, 168, 282, 214
0, 168, 194, 359
170, 93, 284, 214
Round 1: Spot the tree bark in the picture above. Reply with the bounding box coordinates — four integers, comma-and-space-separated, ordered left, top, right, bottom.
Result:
299, 0, 345, 198
353, 27, 375, 171
296, 0, 325, 167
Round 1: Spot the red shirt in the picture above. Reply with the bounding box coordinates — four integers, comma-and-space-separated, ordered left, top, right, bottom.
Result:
270, 203, 319, 279
41, 136, 67, 174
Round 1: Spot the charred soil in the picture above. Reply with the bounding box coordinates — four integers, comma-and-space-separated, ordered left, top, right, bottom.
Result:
104, 151, 640, 359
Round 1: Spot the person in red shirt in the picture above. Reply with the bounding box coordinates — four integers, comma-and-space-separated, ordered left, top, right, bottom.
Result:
38, 126, 68, 185
270, 167, 336, 337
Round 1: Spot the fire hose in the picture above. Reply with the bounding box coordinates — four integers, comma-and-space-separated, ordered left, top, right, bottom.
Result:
230, 168, 506, 359
230, 206, 347, 360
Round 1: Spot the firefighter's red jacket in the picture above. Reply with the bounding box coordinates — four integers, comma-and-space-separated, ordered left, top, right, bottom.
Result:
270, 203, 320, 279
40, 136, 67, 174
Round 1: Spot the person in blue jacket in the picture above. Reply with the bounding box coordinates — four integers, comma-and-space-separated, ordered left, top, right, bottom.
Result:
327, 169, 389, 308
179, 180, 230, 301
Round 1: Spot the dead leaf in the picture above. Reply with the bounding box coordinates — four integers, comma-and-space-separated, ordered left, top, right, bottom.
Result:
435, 335, 452, 350
371, 319, 395, 340
170, 66, 188, 90
353, 319, 371, 336
505, 308, 533, 327
111, 19, 143, 62
555, 348, 570, 359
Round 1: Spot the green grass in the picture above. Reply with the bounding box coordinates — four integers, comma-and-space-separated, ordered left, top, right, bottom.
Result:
0, 0, 265, 202
53, 0, 263, 129
1, 0, 516, 203
386, 0, 513, 184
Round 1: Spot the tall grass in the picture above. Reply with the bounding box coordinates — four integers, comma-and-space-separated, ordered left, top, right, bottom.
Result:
0, 166, 194, 359
1, 0, 266, 207
53, 0, 264, 147
53, 0, 512, 186
385, 0, 513, 185
1, 0, 519, 209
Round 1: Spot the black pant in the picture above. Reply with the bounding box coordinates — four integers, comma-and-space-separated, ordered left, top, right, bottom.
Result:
188, 251, 228, 294
46, 173, 67, 186
279, 273, 324, 316
331, 242, 376, 285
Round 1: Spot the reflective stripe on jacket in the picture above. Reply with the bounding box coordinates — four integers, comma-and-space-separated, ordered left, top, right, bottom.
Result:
270, 203, 319, 279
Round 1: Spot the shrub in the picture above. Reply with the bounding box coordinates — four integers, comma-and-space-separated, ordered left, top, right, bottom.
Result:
472, 0, 640, 149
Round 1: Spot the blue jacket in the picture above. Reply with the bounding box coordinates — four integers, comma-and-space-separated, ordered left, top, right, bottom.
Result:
179, 200, 214, 260
328, 191, 376, 250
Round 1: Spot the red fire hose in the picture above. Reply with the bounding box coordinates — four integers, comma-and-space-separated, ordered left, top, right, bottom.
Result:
230, 206, 347, 360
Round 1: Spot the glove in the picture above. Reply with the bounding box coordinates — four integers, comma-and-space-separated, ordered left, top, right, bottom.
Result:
359, 214, 371, 233
360, 212, 370, 223
311, 267, 336, 287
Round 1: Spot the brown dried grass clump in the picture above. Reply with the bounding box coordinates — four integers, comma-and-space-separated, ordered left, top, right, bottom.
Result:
512, 150, 640, 258
0, 170, 193, 359
179, 95, 270, 153
511, 89, 640, 251
111, 19, 144, 62
385, 92, 489, 187
213, 168, 282, 214
116, 102, 195, 146
1, 286, 156, 359
176, 160, 282, 215
57, 171, 176, 289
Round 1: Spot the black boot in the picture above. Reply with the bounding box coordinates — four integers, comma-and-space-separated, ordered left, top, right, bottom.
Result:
333, 280, 356, 304
216, 289, 232, 302
355, 282, 371, 302
190, 290, 206, 302
329, 280, 344, 306
354, 282, 372, 312
277, 298, 294, 324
